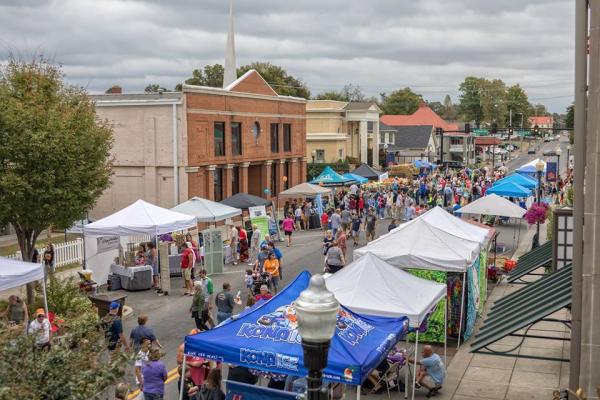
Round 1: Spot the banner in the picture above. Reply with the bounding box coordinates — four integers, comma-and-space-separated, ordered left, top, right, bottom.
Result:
226, 380, 302, 400
96, 236, 119, 254
248, 205, 269, 242
546, 161, 558, 182
407, 269, 447, 343
463, 259, 480, 342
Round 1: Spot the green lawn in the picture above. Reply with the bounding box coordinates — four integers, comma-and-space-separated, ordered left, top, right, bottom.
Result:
0, 233, 81, 257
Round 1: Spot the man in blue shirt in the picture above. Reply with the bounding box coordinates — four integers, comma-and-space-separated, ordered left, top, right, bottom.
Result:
409, 345, 445, 397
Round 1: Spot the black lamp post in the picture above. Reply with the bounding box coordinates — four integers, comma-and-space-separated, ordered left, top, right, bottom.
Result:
295, 275, 340, 400
556, 147, 562, 179
566, 144, 571, 170
535, 160, 544, 247
311, 150, 317, 179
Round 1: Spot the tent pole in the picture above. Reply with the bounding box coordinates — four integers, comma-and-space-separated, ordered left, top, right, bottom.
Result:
155, 229, 161, 292
411, 330, 419, 400
178, 357, 186, 400
405, 336, 409, 399
357, 385, 361, 400
457, 270, 467, 349
444, 299, 448, 367
41, 276, 49, 316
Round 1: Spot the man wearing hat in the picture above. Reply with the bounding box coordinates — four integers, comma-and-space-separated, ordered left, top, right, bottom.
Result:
101, 302, 130, 352
28, 308, 52, 350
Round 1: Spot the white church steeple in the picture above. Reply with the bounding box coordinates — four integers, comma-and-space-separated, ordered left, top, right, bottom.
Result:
223, 0, 237, 88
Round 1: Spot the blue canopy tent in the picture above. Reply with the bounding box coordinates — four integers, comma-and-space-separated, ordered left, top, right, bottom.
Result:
310, 166, 356, 186
515, 158, 546, 178
486, 181, 532, 198
493, 173, 537, 189
342, 173, 368, 184
184, 271, 408, 387
414, 160, 437, 169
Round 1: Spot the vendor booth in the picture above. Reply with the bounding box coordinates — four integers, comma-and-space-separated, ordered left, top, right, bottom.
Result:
516, 158, 547, 177
220, 193, 272, 209
354, 207, 490, 346
492, 173, 537, 190
325, 253, 447, 400
310, 166, 356, 186
82, 200, 197, 290
352, 163, 385, 181
171, 196, 241, 222
278, 182, 332, 198
0, 257, 48, 314
485, 181, 532, 198
458, 194, 526, 219
342, 173, 368, 185
184, 271, 409, 397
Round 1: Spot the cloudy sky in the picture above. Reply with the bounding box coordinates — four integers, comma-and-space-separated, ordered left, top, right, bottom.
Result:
0, 0, 574, 112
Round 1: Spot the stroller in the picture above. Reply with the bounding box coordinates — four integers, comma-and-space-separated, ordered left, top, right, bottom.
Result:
252, 272, 272, 295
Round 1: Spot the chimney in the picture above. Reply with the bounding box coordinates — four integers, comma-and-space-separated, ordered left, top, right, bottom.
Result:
106, 85, 123, 94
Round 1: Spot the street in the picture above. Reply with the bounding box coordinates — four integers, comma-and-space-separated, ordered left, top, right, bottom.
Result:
115, 136, 564, 399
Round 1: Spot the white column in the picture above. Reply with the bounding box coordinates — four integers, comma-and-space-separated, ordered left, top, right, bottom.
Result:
372, 120, 380, 168
359, 120, 368, 164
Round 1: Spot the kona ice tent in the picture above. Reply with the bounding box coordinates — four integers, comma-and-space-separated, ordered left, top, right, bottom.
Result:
516, 158, 546, 175
0, 257, 48, 314
83, 199, 197, 236
325, 253, 446, 328
352, 163, 384, 180
457, 194, 526, 219
184, 271, 408, 387
493, 173, 537, 189
171, 197, 241, 223
342, 172, 368, 184
310, 166, 356, 186
485, 181, 532, 198
278, 182, 332, 198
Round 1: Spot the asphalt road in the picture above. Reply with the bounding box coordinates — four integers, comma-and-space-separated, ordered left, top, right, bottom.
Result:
117, 136, 566, 399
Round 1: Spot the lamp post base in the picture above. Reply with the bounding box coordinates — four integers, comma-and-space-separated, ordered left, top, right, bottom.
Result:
302, 339, 331, 400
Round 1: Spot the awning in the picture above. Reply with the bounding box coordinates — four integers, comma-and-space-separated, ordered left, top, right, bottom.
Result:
470, 264, 571, 362
493, 173, 538, 189
506, 241, 553, 283
278, 182, 332, 198
310, 166, 355, 186
457, 194, 526, 219
352, 163, 384, 180
0, 257, 45, 292
485, 181, 532, 198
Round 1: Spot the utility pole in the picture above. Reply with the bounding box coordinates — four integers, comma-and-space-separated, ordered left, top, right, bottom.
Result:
509, 108, 512, 127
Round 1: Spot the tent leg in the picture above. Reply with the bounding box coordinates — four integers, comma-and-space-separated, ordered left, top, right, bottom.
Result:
405, 336, 409, 399
357, 384, 361, 400
412, 330, 419, 400
155, 230, 161, 291
444, 300, 448, 367
42, 277, 49, 316
178, 358, 186, 400
457, 271, 467, 349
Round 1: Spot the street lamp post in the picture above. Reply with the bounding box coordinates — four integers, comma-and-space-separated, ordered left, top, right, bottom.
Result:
566, 144, 571, 170
383, 143, 388, 168
535, 160, 544, 248
295, 275, 340, 400
555, 147, 562, 179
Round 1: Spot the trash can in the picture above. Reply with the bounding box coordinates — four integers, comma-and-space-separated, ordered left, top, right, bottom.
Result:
88, 293, 127, 318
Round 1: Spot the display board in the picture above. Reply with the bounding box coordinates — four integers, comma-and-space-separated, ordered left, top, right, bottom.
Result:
203, 228, 223, 275
248, 205, 269, 242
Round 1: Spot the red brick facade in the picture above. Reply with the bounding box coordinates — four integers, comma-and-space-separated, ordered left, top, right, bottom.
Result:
184, 70, 307, 202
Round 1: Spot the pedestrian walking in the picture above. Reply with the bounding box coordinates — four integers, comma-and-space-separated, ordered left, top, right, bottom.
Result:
215, 282, 236, 324
129, 314, 161, 352
141, 348, 167, 400
350, 212, 361, 246
100, 302, 130, 352
364, 209, 377, 242
248, 224, 261, 265
325, 240, 345, 274
190, 282, 207, 331
282, 214, 295, 247
181, 242, 196, 296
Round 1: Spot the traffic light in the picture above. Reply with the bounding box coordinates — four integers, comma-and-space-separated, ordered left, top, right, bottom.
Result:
465, 123, 471, 134
533, 125, 540, 136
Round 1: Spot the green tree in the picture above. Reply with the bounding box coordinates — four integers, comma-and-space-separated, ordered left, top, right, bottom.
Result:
315, 91, 347, 101
144, 84, 167, 93
565, 104, 574, 144
530, 103, 549, 116
380, 87, 422, 115
458, 77, 485, 126
442, 94, 457, 120
0, 277, 127, 399
237, 62, 310, 98
480, 79, 507, 127
505, 84, 531, 127
0, 57, 113, 301
315, 84, 365, 102
427, 101, 445, 116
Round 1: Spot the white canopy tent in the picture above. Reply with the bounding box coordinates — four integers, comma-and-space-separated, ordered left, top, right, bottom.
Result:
418, 206, 489, 248
0, 257, 48, 314
457, 194, 526, 219
171, 197, 241, 223
84, 199, 197, 236
278, 182, 332, 198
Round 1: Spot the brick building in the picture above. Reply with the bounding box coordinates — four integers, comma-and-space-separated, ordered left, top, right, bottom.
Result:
183, 70, 307, 202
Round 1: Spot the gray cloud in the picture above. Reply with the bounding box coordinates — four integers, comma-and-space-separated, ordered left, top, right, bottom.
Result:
0, 0, 574, 111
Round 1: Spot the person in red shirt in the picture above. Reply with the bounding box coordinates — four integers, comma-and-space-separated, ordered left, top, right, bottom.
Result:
320, 212, 329, 232
180, 242, 195, 296
358, 196, 365, 217
255, 285, 273, 301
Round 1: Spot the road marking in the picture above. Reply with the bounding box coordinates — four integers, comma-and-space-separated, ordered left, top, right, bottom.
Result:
127, 367, 180, 399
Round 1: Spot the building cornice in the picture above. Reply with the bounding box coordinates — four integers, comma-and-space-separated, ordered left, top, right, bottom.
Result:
188, 108, 305, 120
183, 84, 307, 104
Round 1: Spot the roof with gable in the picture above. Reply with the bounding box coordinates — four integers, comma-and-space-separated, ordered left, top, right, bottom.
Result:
379, 123, 434, 151
182, 69, 306, 103
528, 116, 554, 126
344, 101, 381, 112
380, 102, 459, 131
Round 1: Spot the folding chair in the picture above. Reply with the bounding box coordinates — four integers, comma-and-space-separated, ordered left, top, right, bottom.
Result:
371, 361, 403, 398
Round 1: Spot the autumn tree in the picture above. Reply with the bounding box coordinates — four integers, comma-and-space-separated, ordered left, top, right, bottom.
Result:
379, 87, 422, 115
0, 57, 113, 301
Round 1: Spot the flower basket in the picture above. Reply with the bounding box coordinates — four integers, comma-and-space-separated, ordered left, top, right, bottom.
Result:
523, 202, 550, 225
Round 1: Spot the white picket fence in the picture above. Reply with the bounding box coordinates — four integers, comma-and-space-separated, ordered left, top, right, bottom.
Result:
6, 238, 84, 268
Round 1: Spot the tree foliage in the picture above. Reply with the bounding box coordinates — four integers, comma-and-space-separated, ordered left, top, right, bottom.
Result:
379, 87, 422, 115
0, 57, 113, 299
442, 94, 458, 120
565, 103, 574, 144
314, 84, 365, 102
0, 277, 127, 400
144, 84, 167, 93
458, 77, 485, 126
177, 62, 311, 98
505, 84, 531, 127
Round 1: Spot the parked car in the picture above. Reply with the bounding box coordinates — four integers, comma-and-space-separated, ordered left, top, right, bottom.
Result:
528, 149, 536, 154
543, 149, 557, 156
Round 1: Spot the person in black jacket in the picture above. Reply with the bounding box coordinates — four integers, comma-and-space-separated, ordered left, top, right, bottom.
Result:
227, 365, 258, 385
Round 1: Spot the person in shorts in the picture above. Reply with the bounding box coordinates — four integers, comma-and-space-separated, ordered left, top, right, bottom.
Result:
364, 209, 377, 242
180, 242, 195, 296
282, 214, 295, 247
350, 212, 362, 246
409, 345, 446, 398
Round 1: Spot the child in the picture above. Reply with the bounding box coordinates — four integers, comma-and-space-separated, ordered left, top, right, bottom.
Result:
244, 269, 254, 290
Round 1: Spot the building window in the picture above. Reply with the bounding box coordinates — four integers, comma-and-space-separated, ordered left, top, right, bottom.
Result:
271, 163, 277, 197
316, 149, 325, 163
451, 137, 462, 145
283, 124, 292, 152
232, 166, 239, 195
338, 149, 343, 159
231, 122, 242, 156
388, 132, 395, 144
270, 123, 279, 153
380, 132, 386, 143
367, 121, 374, 134
214, 167, 223, 201
214, 122, 225, 156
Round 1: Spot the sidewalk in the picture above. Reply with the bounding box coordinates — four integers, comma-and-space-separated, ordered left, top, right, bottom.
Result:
436, 223, 569, 400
